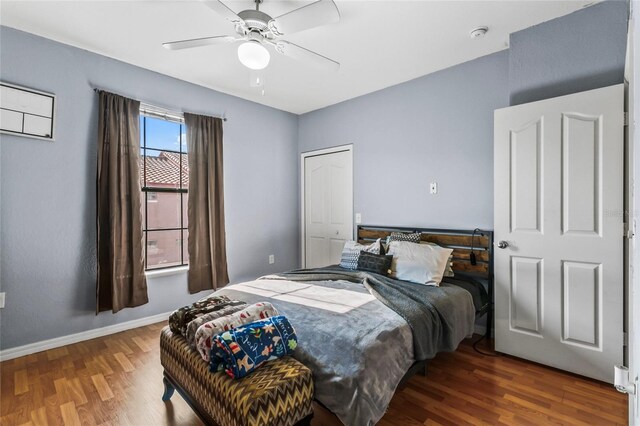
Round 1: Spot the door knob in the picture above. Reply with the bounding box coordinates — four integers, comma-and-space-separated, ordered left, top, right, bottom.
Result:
336, 230, 339, 235
497, 241, 509, 249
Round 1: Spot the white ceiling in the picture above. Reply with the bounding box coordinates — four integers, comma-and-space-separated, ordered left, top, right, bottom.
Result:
1, 0, 595, 114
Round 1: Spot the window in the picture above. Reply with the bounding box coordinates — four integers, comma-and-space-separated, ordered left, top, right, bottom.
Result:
140, 115, 188, 270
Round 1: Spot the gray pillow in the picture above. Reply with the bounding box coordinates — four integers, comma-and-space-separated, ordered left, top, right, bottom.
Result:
357, 251, 394, 276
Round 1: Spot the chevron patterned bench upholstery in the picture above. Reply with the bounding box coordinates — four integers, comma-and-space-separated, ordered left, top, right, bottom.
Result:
160, 326, 314, 426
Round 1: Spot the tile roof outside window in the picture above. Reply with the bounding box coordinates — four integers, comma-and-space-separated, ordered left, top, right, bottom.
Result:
141, 151, 188, 187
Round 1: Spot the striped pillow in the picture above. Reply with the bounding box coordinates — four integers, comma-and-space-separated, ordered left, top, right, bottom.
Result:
339, 239, 381, 269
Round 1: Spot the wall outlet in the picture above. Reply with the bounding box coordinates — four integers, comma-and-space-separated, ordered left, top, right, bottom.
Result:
430, 182, 438, 194
0, 292, 5, 309
355, 213, 362, 224
268, 255, 275, 265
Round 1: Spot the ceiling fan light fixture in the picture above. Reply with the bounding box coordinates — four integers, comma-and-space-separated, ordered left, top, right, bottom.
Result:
237, 41, 270, 70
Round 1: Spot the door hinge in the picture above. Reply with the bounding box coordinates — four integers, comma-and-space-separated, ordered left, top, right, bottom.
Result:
625, 222, 634, 239
624, 111, 629, 126
624, 332, 629, 347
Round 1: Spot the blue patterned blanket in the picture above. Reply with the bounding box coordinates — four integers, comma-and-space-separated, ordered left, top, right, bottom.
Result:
209, 315, 298, 379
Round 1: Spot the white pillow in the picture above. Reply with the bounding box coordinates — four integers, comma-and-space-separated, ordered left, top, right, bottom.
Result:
387, 241, 453, 286
421, 242, 455, 277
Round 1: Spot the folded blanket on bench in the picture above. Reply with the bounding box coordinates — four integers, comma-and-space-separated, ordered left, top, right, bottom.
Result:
169, 295, 245, 336
210, 315, 297, 379
185, 303, 248, 348
195, 302, 279, 362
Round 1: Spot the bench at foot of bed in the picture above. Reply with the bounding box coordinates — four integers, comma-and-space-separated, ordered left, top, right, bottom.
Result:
160, 326, 314, 426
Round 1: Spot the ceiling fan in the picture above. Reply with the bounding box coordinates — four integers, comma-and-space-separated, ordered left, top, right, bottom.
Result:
163, 0, 340, 72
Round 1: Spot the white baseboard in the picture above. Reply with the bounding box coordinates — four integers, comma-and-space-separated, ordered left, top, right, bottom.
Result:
0, 311, 171, 362
0, 315, 491, 362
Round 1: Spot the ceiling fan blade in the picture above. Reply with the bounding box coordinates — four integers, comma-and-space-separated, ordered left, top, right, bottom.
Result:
201, 0, 244, 24
269, 0, 339, 36
163, 35, 238, 50
273, 40, 339, 72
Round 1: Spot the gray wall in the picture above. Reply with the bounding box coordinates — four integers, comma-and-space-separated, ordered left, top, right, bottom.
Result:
0, 27, 299, 350
298, 51, 510, 231
509, 0, 628, 106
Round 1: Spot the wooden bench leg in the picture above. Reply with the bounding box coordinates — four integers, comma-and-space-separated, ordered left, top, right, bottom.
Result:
295, 413, 313, 426
162, 376, 175, 401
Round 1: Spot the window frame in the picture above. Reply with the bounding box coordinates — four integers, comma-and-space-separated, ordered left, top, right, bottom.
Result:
140, 114, 189, 271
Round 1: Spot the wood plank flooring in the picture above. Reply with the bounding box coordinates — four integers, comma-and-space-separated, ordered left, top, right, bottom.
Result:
0, 322, 627, 425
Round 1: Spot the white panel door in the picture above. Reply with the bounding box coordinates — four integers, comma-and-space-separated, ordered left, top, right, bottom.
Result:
304, 150, 352, 268
494, 84, 624, 383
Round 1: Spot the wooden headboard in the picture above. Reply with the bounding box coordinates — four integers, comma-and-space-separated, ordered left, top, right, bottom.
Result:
356, 225, 494, 279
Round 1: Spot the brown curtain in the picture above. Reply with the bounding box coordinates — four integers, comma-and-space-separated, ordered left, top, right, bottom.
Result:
96, 91, 148, 313
184, 112, 229, 293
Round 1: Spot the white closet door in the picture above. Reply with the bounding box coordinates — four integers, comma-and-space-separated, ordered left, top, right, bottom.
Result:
494, 84, 624, 383
304, 150, 353, 268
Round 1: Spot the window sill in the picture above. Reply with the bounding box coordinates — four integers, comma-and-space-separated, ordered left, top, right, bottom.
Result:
145, 266, 189, 279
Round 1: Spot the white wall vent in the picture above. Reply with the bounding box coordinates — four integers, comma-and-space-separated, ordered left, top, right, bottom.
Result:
0, 82, 55, 141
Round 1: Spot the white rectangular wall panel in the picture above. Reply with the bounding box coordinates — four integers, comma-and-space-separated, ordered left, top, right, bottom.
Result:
306, 237, 325, 269
0, 109, 22, 132
23, 114, 53, 138
562, 261, 601, 348
510, 119, 542, 233
330, 164, 347, 225
562, 113, 601, 235
0, 82, 55, 140
329, 239, 345, 265
308, 164, 325, 224
510, 256, 543, 335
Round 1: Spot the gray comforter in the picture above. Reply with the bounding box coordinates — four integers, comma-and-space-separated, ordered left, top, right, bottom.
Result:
215, 268, 475, 425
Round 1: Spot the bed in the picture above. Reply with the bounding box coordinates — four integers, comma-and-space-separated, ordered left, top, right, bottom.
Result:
161, 225, 493, 426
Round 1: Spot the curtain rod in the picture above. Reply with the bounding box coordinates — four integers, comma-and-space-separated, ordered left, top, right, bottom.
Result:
92, 87, 228, 121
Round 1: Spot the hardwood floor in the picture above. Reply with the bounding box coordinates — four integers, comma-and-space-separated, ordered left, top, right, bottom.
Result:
1, 323, 627, 425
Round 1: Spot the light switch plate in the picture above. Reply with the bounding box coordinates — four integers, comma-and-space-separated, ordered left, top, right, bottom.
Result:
268, 255, 275, 265
355, 213, 362, 224
0, 292, 5, 309
430, 182, 438, 194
